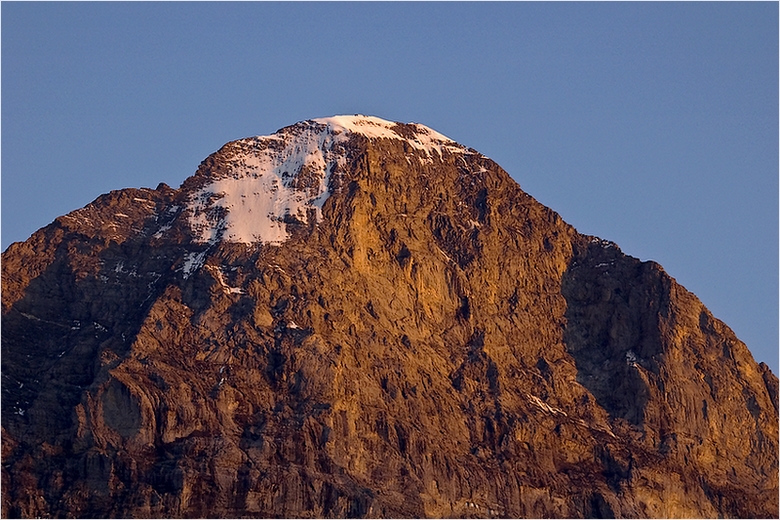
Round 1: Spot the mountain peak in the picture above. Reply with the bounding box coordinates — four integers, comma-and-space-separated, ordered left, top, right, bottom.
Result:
185, 116, 467, 245
2, 115, 776, 519
312, 114, 458, 148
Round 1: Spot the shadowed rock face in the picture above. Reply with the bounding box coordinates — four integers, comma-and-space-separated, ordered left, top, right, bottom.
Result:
2, 117, 777, 518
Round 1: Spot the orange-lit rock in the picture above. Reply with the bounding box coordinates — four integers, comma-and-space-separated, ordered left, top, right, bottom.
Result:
2, 117, 776, 518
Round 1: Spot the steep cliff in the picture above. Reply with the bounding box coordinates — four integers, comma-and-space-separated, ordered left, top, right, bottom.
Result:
2, 116, 777, 518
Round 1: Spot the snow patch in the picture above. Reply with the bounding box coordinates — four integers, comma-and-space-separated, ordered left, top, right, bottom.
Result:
205, 265, 244, 295
181, 250, 208, 279
153, 223, 172, 239
626, 350, 639, 368
591, 237, 618, 249
526, 393, 568, 417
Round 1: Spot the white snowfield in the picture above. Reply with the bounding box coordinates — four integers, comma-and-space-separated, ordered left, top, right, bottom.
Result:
185, 115, 467, 245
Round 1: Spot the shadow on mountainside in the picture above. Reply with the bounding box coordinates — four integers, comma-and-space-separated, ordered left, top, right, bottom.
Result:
560, 237, 670, 427
1, 235, 184, 439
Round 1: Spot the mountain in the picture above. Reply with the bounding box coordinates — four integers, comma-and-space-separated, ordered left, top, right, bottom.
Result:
2, 115, 777, 518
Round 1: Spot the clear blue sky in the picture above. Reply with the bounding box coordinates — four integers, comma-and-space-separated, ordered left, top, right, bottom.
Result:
2, 2, 777, 372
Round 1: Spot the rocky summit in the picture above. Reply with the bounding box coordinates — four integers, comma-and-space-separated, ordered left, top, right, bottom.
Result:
2, 115, 777, 518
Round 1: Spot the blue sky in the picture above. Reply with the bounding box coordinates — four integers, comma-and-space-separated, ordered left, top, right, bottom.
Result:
2, 2, 777, 372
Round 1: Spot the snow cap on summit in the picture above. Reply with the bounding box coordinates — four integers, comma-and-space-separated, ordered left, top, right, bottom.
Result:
314, 115, 455, 143
314, 115, 464, 156
185, 115, 467, 246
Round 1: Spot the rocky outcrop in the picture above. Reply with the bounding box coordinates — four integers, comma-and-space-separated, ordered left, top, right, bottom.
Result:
2, 116, 777, 518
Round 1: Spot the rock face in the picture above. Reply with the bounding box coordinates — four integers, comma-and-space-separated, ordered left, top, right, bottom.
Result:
2, 116, 777, 518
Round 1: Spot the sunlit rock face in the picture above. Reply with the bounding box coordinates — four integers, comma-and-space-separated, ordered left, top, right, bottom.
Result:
2, 115, 777, 518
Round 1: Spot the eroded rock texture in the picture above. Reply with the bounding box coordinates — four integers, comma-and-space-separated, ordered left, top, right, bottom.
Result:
2, 117, 777, 518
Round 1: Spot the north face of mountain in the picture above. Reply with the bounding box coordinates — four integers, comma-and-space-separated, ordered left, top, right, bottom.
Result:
2, 116, 777, 518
